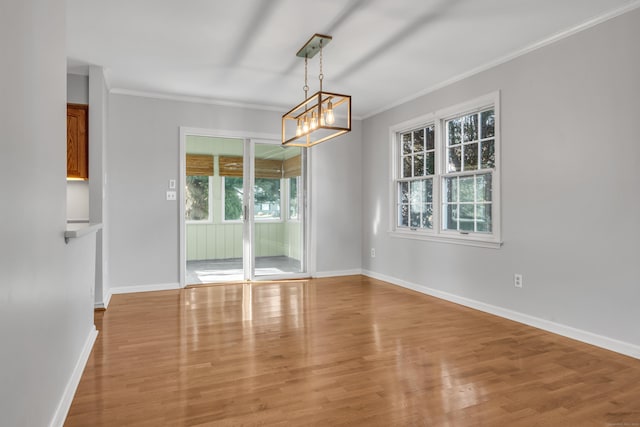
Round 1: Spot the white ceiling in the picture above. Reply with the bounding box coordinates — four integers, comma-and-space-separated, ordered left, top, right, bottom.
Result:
66, 0, 638, 119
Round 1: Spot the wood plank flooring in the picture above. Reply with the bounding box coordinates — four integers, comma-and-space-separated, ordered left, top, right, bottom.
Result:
65, 275, 640, 426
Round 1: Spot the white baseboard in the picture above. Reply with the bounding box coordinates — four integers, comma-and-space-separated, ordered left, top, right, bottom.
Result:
109, 282, 180, 295
362, 270, 640, 360
94, 288, 112, 310
313, 268, 363, 278
102, 288, 112, 308
49, 326, 98, 427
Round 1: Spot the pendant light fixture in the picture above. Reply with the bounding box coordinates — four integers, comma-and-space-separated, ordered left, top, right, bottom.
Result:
282, 34, 351, 147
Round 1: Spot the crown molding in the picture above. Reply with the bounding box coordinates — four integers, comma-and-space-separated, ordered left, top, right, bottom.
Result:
363, 0, 640, 120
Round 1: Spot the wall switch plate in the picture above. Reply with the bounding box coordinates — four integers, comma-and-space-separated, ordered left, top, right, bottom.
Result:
166, 190, 177, 201
514, 274, 523, 288
169, 179, 176, 189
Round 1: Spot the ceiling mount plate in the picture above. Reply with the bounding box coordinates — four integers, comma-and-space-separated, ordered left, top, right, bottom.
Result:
296, 34, 332, 58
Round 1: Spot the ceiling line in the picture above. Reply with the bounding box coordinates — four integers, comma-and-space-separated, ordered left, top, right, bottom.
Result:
361, 0, 640, 119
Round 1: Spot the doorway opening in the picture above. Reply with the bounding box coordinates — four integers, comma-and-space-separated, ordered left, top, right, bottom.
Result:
179, 130, 307, 286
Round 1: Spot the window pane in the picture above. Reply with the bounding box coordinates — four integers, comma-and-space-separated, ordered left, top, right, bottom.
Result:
459, 176, 474, 203
410, 203, 421, 228
254, 178, 281, 220
413, 129, 424, 152
414, 154, 424, 176
399, 204, 409, 227
481, 109, 495, 138
481, 140, 495, 169
476, 204, 492, 232
289, 177, 298, 219
403, 156, 412, 178
410, 180, 423, 204
422, 204, 433, 229
463, 143, 479, 171
185, 176, 209, 221
224, 177, 243, 220
402, 133, 412, 155
443, 204, 458, 230
476, 173, 492, 202
448, 118, 462, 146
445, 177, 457, 203
448, 147, 461, 172
399, 181, 409, 203
423, 178, 433, 204
426, 126, 435, 150
463, 114, 478, 142
425, 152, 434, 175
459, 204, 475, 231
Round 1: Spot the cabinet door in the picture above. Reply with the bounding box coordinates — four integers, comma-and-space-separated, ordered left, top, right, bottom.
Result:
67, 104, 88, 179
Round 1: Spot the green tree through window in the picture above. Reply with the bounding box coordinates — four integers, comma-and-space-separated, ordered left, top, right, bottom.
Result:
224, 177, 243, 220
185, 176, 209, 221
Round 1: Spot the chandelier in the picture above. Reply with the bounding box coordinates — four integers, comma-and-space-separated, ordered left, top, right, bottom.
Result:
282, 34, 351, 147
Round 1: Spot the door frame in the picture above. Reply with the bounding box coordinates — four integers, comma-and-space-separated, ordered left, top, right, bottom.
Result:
178, 126, 312, 288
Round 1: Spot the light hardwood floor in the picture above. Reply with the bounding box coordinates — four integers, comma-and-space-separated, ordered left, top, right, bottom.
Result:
65, 275, 640, 426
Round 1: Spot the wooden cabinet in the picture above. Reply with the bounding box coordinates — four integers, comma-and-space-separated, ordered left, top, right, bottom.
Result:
67, 103, 88, 179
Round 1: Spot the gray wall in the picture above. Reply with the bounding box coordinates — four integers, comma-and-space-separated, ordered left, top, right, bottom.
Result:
361, 8, 640, 346
310, 122, 362, 274
0, 1, 94, 425
107, 95, 363, 288
67, 73, 88, 104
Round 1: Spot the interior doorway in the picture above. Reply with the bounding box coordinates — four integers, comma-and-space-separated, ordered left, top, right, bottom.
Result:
179, 130, 307, 286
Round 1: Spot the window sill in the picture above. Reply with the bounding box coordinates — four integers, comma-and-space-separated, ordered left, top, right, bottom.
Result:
389, 229, 502, 249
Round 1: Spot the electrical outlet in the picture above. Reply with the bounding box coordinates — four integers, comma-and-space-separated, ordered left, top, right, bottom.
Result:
514, 274, 523, 288
166, 190, 177, 201
371, 248, 376, 258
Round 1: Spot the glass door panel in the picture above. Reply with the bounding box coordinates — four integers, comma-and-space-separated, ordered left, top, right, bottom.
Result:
253, 143, 305, 278
185, 136, 246, 284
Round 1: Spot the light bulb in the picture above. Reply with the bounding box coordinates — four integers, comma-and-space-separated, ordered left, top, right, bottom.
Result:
296, 119, 302, 137
302, 116, 309, 133
310, 111, 318, 130
325, 100, 335, 125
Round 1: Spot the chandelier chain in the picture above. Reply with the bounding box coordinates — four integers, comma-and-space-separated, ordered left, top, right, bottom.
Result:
303, 56, 309, 98
319, 43, 324, 83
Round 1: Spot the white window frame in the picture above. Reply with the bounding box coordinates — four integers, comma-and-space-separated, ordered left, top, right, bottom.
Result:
185, 175, 213, 224
389, 91, 502, 248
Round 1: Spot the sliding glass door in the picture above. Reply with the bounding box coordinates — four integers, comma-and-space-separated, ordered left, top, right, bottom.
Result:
183, 135, 305, 285
253, 142, 304, 278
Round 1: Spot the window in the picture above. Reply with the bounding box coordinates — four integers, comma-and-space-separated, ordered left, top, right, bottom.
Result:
222, 177, 283, 222
185, 176, 211, 222
398, 125, 435, 229
288, 176, 299, 220
224, 177, 243, 221
254, 178, 281, 220
391, 92, 501, 247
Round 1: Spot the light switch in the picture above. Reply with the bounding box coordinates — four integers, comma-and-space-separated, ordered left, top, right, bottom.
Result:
169, 179, 176, 189
166, 190, 177, 201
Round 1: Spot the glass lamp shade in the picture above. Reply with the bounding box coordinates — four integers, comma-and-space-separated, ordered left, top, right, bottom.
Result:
282, 91, 351, 147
